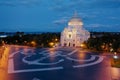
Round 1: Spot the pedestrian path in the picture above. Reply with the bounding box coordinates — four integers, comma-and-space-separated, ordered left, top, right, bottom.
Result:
0, 46, 10, 80
111, 67, 120, 80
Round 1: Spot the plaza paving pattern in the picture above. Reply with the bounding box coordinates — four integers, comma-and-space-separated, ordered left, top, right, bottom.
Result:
8, 46, 112, 80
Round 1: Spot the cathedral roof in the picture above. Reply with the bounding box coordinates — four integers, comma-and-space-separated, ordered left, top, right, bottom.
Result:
68, 12, 83, 26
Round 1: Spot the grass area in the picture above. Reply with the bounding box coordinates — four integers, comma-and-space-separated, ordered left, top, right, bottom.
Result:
111, 58, 120, 68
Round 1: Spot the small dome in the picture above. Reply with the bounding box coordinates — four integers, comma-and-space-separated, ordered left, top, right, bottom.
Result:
68, 12, 83, 26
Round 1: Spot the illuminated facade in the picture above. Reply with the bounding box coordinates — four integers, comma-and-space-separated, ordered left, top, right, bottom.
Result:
60, 12, 90, 47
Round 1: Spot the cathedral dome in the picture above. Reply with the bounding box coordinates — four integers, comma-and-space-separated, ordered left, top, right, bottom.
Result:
68, 12, 83, 26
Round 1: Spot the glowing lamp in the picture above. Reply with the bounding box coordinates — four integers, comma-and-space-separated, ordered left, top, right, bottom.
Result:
113, 55, 118, 59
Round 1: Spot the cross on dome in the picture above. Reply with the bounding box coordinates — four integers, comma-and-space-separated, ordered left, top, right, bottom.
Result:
73, 11, 79, 18
68, 12, 83, 26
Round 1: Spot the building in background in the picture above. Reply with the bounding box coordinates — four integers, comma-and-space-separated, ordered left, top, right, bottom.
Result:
60, 12, 90, 47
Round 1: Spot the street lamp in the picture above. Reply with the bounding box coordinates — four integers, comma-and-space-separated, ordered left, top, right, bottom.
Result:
49, 42, 54, 47
80, 43, 86, 48
31, 41, 36, 47
113, 52, 119, 59
55, 38, 58, 41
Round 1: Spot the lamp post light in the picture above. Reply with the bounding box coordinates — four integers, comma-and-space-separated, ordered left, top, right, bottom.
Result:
55, 38, 58, 41
80, 43, 86, 48
49, 42, 54, 47
113, 55, 118, 59
113, 52, 119, 59
31, 41, 36, 47
110, 48, 113, 52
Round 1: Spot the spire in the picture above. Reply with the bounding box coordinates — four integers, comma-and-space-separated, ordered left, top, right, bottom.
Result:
73, 11, 79, 18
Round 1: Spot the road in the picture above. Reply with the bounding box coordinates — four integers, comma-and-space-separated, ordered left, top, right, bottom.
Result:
7, 45, 113, 80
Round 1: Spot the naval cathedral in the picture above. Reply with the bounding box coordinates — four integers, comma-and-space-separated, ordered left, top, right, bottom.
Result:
60, 13, 90, 47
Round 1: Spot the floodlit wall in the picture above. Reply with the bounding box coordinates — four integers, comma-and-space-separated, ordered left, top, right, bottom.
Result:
60, 13, 90, 47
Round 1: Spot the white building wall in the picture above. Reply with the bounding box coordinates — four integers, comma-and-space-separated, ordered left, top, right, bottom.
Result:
60, 13, 90, 47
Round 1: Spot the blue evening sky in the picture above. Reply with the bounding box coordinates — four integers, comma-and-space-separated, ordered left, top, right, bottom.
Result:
0, 0, 120, 32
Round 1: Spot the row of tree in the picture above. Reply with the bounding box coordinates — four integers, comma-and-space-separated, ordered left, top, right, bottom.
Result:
0, 32, 60, 47
0, 32, 120, 52
86, 32, 120, 52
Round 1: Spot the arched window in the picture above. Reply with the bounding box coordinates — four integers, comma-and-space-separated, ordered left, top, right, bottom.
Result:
69, 34, 71, 38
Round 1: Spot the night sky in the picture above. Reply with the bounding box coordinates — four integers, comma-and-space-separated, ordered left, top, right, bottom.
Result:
0, 0, 120, 32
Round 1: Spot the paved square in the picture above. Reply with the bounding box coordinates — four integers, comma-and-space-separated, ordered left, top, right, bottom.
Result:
8, 46, 111, 80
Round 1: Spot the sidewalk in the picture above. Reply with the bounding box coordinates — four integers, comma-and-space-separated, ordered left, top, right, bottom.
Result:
111, 67, 120, 80
102, 52, 120, 80
0, 46, 9, 80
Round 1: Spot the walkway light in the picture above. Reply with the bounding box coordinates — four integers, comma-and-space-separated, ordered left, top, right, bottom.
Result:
31, 41, 36, 46
113, 55, 118, 59
80, 43, 86, 48
49, 42, 54, 47
113, 52, 119, 59
55, 38, 58, 41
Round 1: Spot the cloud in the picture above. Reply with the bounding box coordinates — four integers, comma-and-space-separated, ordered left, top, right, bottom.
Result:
93, 0, 120, 8
85, 23, 120, 32
53, 18, 68, 25
50, 0, 120, 13
86, 24, 120, 30
85, 24, 112, 28
0, 0, 120, 32
50, 5, 67, 12
0, 0, 41, 7
108, 17, 119, 20
86, 24, 102, 28
50, 0, 91, 11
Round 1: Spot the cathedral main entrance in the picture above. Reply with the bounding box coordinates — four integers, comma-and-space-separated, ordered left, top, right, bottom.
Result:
68, 42, 70, 47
